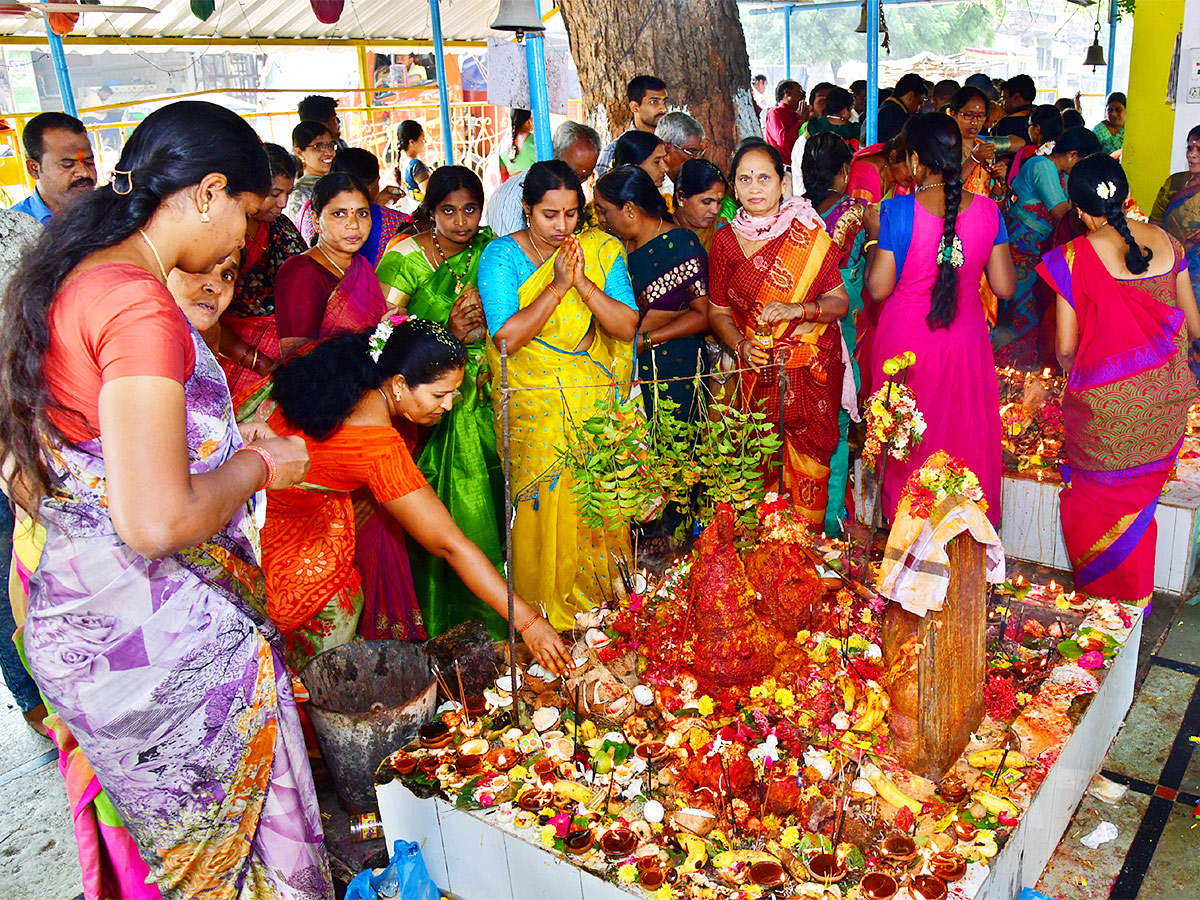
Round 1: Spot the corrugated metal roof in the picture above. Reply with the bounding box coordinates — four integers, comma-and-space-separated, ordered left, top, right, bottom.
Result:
0, 0, 505, 42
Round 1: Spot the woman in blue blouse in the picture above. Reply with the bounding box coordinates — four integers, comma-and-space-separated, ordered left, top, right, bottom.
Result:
477, 160, 638, 632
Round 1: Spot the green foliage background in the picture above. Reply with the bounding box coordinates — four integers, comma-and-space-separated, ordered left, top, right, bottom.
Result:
741, 0, 1007, 75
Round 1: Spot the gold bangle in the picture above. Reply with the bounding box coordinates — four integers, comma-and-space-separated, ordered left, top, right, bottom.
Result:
548, 283, 563, 302
816, 300, 823, 319
517, 612, 541, 634
863, 239, 878, 251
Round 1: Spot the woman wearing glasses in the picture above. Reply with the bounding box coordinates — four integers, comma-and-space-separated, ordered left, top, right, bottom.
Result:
287, 120, 335, 223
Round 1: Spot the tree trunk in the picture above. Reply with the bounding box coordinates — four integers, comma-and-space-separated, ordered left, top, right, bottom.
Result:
557, 0, 759, 173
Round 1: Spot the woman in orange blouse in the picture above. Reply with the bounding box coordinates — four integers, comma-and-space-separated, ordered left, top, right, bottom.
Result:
253, 318, 574, 674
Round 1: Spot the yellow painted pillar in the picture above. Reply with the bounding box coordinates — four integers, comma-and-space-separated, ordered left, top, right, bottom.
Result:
1123, 0, 1184, 207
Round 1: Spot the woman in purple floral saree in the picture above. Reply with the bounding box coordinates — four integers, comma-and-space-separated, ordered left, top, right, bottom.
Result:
1, 103, 331, 899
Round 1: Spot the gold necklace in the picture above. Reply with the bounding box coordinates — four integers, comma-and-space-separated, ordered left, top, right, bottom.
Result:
527, 229, 553, 265
431, 229, 473, 293
137, 228, 168, 282
316, 245, 346, 278
915, 181, 946, 193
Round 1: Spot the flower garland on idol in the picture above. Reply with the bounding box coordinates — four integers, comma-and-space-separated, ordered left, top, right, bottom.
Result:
863, 352, 927, 471
900, 455, 988, 520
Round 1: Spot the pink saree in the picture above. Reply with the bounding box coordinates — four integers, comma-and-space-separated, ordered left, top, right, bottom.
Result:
1037, 236, 1198, 605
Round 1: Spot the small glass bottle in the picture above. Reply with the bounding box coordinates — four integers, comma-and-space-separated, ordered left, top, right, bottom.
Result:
348, 810, 383, 842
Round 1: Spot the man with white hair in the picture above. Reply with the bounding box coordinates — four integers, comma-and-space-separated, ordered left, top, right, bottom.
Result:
487, 120, 602, 237
656, 111, 706, 186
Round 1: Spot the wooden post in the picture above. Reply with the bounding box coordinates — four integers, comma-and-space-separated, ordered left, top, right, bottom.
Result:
882, 533, 987, 780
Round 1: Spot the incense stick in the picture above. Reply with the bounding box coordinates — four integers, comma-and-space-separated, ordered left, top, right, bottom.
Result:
454, 661, 470, 728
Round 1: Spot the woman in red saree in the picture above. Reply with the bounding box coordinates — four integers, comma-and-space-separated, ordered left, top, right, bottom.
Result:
708, 140, 853, 527
1038, 155, 1200, 607
274, 172, 387, 357
269, 172, 420, 642
218, 142, 305, 396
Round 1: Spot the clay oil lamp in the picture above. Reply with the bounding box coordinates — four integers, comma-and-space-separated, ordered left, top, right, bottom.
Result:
636, 739, 667, 760
455, 738, 488, 774
909, 873, 949, 900
879, 834, 919, 866
486, 747, 520, 772
389, 752, 418, 776
1078, 632, 1107, 653
417, 756, 441, 777
937, 775, 969, 804
600, 826, 638, 859
1010, 658, 1037, 679
564, 828, 595, 855
517, 788, 552, 812
637, 854, 663, 872
929, 850, 967, 883
465, 696, 488, 718
638, 867, 666, 891
951, 819, 978, 843
418, 720, 453, 750
805, 852, 848, 884
861, 872, 899, 900
531, 758, 558, 782
440, 709, 463, 729
749, 859, 787, 888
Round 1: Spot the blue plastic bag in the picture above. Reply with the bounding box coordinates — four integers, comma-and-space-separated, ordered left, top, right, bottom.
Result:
344, 839, 440, 900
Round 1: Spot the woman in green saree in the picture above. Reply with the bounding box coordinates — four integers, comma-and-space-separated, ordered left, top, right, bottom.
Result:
376, 166, 506, 638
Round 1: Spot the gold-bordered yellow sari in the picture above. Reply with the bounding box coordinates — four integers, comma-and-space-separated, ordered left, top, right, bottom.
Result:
484, 228, 634, 630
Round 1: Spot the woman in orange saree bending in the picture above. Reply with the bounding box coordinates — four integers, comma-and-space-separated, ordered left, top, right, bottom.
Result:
1038, 155, 1200, 607
708, 140, 853, 526
246, 320, 573, 674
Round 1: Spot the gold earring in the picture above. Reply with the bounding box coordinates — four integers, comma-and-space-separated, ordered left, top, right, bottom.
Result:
200, 205, 210, 223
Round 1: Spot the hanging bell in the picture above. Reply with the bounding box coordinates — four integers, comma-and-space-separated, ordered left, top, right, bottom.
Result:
1083, 25, 1106, 70
490, 0, 546, 35
855, 0, 868, 33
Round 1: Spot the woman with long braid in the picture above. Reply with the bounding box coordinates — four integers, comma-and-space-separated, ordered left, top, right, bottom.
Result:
1038, 155, 1200, 606
865, 113, 1015, 524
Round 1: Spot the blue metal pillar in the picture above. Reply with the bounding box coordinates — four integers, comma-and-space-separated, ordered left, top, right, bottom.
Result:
44, 17, 77, 117
526, 0, 553, 161
1105, 0, 1118, 96
428, 0, 455, 164
784, 5, 794, 80
866, 0, 879, 145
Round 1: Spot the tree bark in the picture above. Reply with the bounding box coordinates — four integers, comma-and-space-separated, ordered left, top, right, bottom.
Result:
557, 0, 759, 174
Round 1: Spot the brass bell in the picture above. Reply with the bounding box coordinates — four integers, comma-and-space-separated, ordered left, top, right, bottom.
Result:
490, 0, 546, 35
1083, 26, 1107, 70
856, 0, 868, 33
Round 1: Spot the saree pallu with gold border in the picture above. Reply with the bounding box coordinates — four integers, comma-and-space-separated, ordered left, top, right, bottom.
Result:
1037, 236, 1198, 606
711, 220, 847, 527
482, 228, 635, 631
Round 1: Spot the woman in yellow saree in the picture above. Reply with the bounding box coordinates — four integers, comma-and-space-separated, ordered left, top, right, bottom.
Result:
478, 160, 638, 631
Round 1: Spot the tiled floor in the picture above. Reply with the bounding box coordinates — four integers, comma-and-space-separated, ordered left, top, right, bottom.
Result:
1035, 582, 1200, 900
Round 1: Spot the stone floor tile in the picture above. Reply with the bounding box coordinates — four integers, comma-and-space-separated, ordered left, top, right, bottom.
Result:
1103, 667, 1198, 784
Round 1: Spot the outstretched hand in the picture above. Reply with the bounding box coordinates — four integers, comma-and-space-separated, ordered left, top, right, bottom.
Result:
523, 618, 574, 678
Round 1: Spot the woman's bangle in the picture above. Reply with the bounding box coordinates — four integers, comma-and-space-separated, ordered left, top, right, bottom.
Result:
815, 299, 823, 319
548, 282, 563, 303
517, 611, 541, 635
250, 348, 259, 370
238, 444, 276, 490
737, 337, 750, 359
863, 239, 878, 251
583, 281, 597, 303
642, 331, 653, 351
